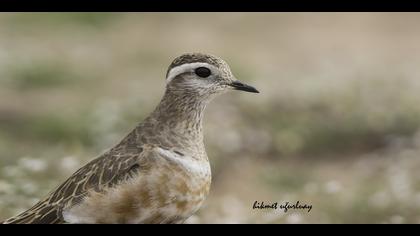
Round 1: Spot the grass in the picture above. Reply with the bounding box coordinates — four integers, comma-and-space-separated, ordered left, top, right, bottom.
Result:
0, 13, 120, 29
6, 62, 82, 90
0, 112, 94, 147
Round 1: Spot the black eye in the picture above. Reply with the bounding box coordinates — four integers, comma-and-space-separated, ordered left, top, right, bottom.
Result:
195, 67, 211, 78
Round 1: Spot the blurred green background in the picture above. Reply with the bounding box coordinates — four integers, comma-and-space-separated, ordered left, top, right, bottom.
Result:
1, 13, 420, 224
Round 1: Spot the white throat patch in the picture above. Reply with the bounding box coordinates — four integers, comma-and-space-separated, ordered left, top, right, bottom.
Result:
155, 147, 210, 177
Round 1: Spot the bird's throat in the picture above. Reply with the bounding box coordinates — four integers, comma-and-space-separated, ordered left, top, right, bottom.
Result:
147, 90, 209, 149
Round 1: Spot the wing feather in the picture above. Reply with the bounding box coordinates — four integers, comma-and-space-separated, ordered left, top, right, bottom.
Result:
2, 146, 144, 224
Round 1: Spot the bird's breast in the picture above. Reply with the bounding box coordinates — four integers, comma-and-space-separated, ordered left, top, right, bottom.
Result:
63, 147, 211, 224
151, 147, 211, 221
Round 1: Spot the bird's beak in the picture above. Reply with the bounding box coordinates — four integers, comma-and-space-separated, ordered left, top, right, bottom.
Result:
229, 80, 259, 93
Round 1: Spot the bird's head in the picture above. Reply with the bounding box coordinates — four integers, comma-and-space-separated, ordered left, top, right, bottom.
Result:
165, 53, 259, 99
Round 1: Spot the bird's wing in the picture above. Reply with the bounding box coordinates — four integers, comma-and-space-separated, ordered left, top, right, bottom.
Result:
2, 147, 144, 224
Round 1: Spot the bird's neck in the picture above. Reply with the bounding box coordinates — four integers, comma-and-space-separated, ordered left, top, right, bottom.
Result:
144, 89, 210, 151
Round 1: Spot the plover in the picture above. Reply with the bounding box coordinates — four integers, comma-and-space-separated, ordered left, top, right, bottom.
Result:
1, 53, 259, 224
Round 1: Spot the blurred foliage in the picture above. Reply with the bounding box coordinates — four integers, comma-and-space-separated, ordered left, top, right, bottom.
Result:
7, 63, 81, 89
1, 13, 120, 29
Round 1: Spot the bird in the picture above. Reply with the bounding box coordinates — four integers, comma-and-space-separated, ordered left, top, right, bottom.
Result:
1, 52, 259, 224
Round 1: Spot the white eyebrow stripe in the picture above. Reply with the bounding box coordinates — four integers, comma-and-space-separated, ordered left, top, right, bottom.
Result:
166, 62, 215, 83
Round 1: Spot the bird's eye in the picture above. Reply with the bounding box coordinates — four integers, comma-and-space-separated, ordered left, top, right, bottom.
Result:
195, 67, 211, 78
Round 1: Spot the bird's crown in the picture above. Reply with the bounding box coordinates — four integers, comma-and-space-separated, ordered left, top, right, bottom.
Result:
165, 53, 233, 81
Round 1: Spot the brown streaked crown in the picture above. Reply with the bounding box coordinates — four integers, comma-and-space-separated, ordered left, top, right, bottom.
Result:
165, 53, 231, 79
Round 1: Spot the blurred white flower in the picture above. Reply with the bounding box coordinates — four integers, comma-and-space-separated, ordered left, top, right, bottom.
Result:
20, 182, 38, 195
286, 213, 302, 224
18, 157, 47, 173
324, 180, 342, 194
387, 165, 412, 201
219, 195, 246, 224
59, 156, 80, 172
390, 215, 404, 224
260, 209, 284, 223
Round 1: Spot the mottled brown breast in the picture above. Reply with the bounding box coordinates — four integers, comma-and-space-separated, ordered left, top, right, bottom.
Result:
62, 147, 211, 224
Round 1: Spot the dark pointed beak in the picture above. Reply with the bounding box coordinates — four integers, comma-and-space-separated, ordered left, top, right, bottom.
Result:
229, 81, 259, 93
